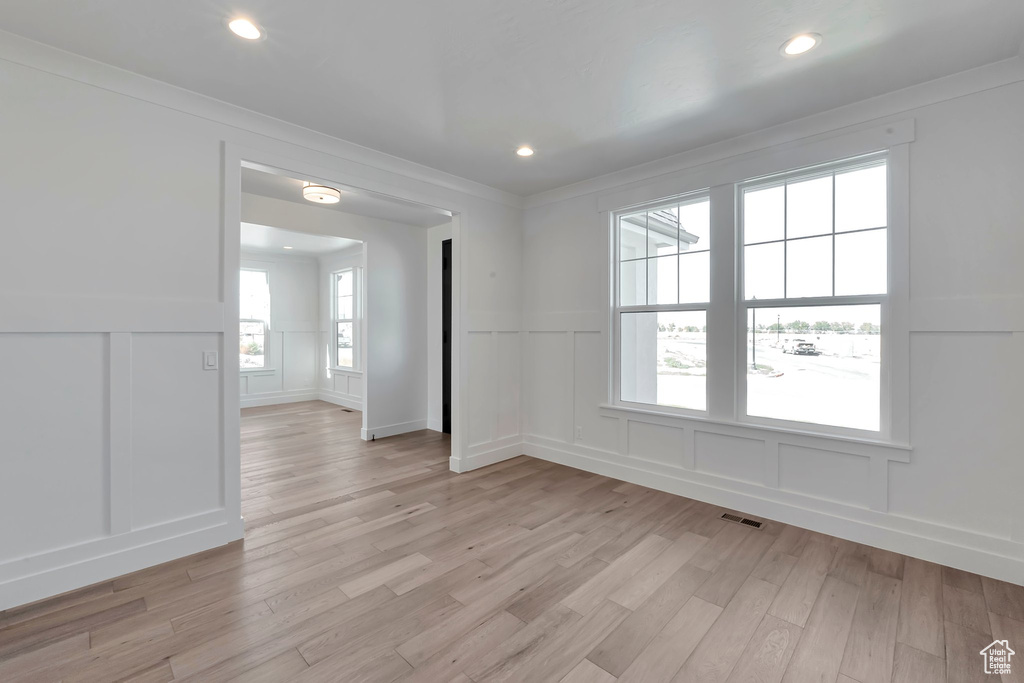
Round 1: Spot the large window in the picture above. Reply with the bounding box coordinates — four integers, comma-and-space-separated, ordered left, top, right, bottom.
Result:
334, 268, 359, 369
240, 268, 270, 370
613, 152, 892, 436
741, 156, 887, 432
617, 195, 710, 412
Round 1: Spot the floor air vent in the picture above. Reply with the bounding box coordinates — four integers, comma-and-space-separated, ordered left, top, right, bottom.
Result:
721, 512, 763, 529
341, 409, 354, 413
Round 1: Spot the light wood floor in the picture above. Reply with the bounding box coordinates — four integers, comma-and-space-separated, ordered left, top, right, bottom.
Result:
2, 401, 1022, 682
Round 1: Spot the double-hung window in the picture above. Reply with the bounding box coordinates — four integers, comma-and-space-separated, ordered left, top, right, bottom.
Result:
741, 155, 887, 433
616, 194, 711, 412
240, 268, 270, 370
613, 150, 895, 438
333, 268, 359, 369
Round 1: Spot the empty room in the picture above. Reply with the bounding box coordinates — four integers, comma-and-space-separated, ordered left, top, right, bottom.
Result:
0, 3, 1022, 682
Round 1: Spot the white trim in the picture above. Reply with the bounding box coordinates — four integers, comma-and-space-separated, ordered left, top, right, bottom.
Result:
239, 390, 321, 409
361, 420, 429, 440
451, 438, 525, 473
598, 120, 913, 215
522, 436, 1024, 586
0, 294, 223, 333
318, 390, 362, 412
525, 57, 1024, 208
222, 143, 243, 546
0, 514, 243, 611
108, 333, 132, 536
599, 404, 909, 458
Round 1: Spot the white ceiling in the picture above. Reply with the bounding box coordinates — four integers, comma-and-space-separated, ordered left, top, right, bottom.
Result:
241, 167, 453, 228
2, 1, 1022, 196
241, 223, 360, 257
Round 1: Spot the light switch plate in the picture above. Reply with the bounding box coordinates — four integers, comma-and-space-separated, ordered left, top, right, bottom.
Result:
203, 351, 218, 370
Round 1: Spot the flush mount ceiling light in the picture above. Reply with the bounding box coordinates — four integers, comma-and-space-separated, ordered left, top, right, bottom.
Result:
283, 246, 293, 250
781, 33, 821, 56
302, 182, 341, 204
228, 17, 265, 40
516, 146, 535, 157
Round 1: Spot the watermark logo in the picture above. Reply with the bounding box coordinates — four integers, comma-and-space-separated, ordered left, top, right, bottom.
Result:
980, 640, 1014, 675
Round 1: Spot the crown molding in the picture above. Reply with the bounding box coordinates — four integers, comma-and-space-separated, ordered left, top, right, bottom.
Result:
0, 29, 523, 210
524, 55, 1024, 210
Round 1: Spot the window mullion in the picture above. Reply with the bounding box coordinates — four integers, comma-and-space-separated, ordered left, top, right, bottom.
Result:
707, 184, 736, 421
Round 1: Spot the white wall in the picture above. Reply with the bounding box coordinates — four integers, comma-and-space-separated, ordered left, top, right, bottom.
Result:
519, 63, 1024, 584
427, 221, 453, 432
317, 245, 365, 412
0, 32, 523, 611
239, 252, 320, 407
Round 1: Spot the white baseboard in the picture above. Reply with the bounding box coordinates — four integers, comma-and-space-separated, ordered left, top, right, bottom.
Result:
0, 513, 244, 611
523, 435, 1024, 586
427, 418, 443, 433
361, 419, 428, 441
240, 390, 319, 408
451, 436, 524, 472
317, 390, 362, 411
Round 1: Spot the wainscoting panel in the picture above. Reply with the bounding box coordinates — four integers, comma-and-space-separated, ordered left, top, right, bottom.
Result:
0, 333, 110, 561
779, 445, 871, 508
694, 432, 764, 485
627, 420, 687, 467
0, 306, 242, 611
520, 315, 1024, 586
131, 332, 223, 529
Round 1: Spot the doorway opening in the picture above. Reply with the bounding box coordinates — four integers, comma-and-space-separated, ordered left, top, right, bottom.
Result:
230, 158, 458, 452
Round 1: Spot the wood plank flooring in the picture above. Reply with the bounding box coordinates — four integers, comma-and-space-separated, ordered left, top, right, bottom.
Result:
1, 400, 1021, 682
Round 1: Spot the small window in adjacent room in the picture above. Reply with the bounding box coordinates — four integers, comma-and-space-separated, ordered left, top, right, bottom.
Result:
334, 268, 359, 369
239, 268, 270, 369
617, 194, 710, 412
741, 156, 887, 432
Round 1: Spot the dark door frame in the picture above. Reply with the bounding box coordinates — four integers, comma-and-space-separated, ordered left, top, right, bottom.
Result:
442, 238, 452, 434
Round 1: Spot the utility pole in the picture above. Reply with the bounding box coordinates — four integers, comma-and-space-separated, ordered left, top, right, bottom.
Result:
777, 314, 781, 343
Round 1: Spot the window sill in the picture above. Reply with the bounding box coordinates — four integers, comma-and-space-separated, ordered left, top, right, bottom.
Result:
240, 368, 276, 375
599, 403, 911, 457
331, 367, 362, 375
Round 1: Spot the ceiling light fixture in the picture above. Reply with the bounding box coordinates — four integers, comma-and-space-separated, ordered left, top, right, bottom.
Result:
228, 18, 264, 40
781, 33, 821, 56
283, 246, 293, 250
516, 146, 535, 157
302, 182, 341, 204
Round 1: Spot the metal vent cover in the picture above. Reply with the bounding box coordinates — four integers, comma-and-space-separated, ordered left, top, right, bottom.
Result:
721, 512, 763, 529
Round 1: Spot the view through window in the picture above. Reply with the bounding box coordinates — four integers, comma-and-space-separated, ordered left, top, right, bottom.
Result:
240, 269, 270, 369
742, 158, 887, 431
335, 269, 356, 368
614, 154, 889, 433
618, 196, 710, 411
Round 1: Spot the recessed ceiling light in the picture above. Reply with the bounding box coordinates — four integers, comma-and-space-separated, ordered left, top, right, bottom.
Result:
781, 33, 821, 56
302, 182, 341, 204
516, 146, 535, 157
228, 18, 264, 40
283, 246, 293, 250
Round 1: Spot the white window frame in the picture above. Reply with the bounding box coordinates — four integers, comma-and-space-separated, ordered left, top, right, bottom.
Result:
737, 152, 890, 439
332, 267, 360, 371
612, 190, 712, 418
607, 130, 911, 448
239, 267, 270, 372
